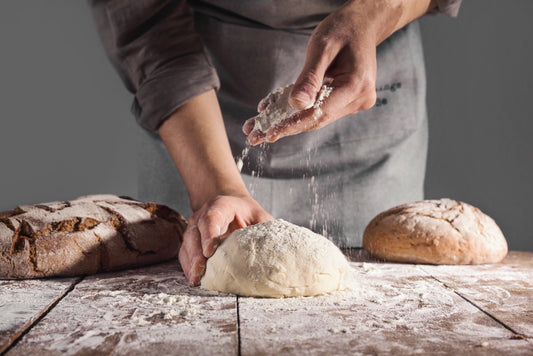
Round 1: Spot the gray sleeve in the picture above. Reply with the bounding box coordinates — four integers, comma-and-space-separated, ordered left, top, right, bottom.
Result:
89, 0, 220, 131
428, 0, 462, 17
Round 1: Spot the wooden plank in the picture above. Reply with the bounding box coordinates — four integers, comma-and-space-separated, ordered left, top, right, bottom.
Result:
419, 251, 533, 338
7, 261, 237, 355
0, 278, 79, 354
239, 261, 532, 355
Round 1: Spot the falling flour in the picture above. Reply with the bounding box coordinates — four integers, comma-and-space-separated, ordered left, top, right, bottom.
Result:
236, 143, 250, 173
236, 84, 332, 173
252, 83, 334, 133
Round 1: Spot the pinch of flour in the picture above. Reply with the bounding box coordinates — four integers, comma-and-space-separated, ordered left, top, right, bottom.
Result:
252, 84, 333, 133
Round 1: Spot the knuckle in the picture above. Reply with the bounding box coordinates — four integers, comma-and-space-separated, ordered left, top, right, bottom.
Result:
204, 209, 222, 222
311, 24, 345, 49
347, 73, 375, 96
360, 92, 377, 111
359, 77, 376, 96
309, 30, 329, 50
343, 74, 376, 113
188, 211, 200, 224
313, 35, 336, 55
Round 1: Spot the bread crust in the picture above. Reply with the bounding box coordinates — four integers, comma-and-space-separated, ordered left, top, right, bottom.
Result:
0, 195, 186, 278
362, 199, 508, 264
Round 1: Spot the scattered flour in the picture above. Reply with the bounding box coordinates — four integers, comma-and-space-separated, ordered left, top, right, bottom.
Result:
5, 259, 527, 354
252, 84, 334, 133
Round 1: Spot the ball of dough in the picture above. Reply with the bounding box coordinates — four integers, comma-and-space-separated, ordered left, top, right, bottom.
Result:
201, 219, 349, 297
363, 199, 508, 264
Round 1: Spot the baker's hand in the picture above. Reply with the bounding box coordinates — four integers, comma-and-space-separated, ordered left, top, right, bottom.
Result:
179, 194, 273, 286
243, 0, 435, 145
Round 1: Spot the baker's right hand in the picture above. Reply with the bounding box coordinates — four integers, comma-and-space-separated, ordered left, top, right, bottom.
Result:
179, 194, 273, 286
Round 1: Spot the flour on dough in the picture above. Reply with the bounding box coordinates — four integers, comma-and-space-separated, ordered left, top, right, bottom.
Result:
201, 219, 349, 298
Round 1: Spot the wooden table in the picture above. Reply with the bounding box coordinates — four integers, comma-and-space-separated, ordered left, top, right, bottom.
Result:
1, 250, 532, 355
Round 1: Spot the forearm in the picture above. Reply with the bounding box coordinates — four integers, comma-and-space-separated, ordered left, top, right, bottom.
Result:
341, 0, 437, 45
158, 90, 248, 211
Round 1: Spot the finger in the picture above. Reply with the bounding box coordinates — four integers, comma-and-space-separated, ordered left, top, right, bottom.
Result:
290, 34, 341, 110
180, 224, 198, 274
266, 78, 375, 143
248, 130, 266, 146
189, 255, 206, 286
257, 95, 272, 112
187, 210, 201, 228
180, 224, 206, 285
198, 206, 234, 258
265, 110, 315, 143
178, 244, 189, 274
242, 118, 256, 135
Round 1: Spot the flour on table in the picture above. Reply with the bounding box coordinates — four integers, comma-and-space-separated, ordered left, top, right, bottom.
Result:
201, 219, 349, 297
252, 84, 334, 133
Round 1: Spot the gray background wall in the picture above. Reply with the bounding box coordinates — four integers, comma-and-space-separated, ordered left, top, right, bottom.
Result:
1, 1, 531, 251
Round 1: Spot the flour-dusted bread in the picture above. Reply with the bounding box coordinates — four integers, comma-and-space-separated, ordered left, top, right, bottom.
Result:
362, 199, 508, 264
0, 194, 187, 279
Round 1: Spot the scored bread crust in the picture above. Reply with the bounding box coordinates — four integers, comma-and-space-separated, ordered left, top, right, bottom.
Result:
0, 194, 187, 279
362, 199, 508, 264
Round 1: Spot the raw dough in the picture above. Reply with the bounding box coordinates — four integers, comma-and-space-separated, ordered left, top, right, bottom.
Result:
363, 199, 508, 264
201, 219, 349, 297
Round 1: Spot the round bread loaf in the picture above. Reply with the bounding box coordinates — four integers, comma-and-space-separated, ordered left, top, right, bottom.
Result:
362, 199, 508, 264
0, 194, 187, 279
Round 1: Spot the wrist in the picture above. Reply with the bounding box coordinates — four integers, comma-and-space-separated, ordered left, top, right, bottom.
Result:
157, 90, 251, 213
189, 181, 251, 212
343, 0, 436, 45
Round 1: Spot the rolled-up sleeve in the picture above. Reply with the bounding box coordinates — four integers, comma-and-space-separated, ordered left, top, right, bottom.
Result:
89, 0, 220, 131
428, 0, 462, 17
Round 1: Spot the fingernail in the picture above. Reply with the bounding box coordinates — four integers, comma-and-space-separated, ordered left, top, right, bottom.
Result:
291, 91, 313, 109
190, 274, 201, 286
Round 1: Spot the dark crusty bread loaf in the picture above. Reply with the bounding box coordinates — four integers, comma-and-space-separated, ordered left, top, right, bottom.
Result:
0, 194, 186, 279
363, 199, 508, 264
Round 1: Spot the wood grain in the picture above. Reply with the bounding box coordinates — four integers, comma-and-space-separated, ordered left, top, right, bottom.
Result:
0, 278, 79, 354
419, 251, 533, 339
2, 251, 532, 355
6, 261, 237, 356
239, 261, 532, 355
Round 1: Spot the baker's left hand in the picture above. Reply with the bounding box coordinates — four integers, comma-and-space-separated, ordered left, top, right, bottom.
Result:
243, 0, 436, 145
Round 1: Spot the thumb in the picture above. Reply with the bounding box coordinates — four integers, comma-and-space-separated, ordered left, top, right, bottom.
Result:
290, 37, 337, 110
197, 205, 233, 258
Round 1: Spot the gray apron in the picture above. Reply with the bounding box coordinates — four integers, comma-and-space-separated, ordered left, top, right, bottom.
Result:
137, 2, 428, 247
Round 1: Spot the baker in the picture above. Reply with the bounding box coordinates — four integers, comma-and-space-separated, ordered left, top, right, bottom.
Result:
89, 0, 461, 285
